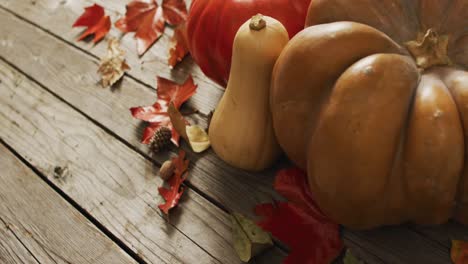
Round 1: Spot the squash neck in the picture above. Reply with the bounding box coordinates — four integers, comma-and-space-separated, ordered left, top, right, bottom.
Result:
404, 29, 451, 70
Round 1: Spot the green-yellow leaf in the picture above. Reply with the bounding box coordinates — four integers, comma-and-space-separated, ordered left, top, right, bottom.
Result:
231, 213, 273, 262
343, 249, 364, 264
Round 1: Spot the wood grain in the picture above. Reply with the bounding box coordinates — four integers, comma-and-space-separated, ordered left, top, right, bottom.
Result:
0, 144, 136, 264
412, 221, 468, 247
0, 220, 38, 264
0, 4, 282, 222
0, 59, 244, 263
0, 1, 466, 263
344, 228, 450, 264
0, 0, 223, 115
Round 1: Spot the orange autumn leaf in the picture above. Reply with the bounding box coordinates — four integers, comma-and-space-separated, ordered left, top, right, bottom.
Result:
452, 240, 468, 264
168, 23, 189, 68
158, 150, 189, 216
73, 4, 111, 43
115, 0, 187, 56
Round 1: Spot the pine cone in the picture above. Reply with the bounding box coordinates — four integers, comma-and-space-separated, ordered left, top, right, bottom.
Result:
151, 127, 172, 153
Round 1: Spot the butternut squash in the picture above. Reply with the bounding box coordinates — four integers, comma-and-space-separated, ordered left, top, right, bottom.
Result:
209, 14, 289, 171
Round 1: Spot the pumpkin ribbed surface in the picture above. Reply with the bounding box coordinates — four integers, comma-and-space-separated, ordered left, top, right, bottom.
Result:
271, 0, 468, 229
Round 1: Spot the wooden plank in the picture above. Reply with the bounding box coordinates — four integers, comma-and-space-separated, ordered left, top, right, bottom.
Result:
412, 221, 468, 247
0, 60, 243, 263
342, 237, 385, 264
0, 0, 223, 116
0, 7, 287, 263
344, 228, 450, 264
0, 144, 136, 264
0, 221, 39, 264
0, 3, 281, 220
0, 5, 456, 263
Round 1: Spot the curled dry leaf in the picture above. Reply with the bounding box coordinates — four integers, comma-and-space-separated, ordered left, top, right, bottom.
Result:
115, 0, 188, 55
343, 249, 364, 264
98, 38, 130, 87
158, 150, 189, 216
452, 240, 468, 264
168, 102, 210, 153
130, 75, 197, 146
73, 4, 111, 43
168, 102, 189, 141
186, 125, 210, 153
255, 168, 343, 264
231, 213, 273, 262
168, 23, 189, 68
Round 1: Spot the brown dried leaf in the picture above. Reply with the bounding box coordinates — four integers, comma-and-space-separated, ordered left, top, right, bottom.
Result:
452, 240, 468, 264
168, 103, 210, 152
98, 38, 130, 87
168, 102, 188, 141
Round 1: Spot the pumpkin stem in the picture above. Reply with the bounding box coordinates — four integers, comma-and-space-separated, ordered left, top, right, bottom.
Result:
249, 14, 266, 31
404, 29, 451, 69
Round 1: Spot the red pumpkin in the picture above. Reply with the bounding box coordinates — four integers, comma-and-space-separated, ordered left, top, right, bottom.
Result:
186, 0, 312, 87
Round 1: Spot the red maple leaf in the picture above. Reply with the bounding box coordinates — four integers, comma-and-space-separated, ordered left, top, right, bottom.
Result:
168, 23, 189, 68
158, 150, 189, 215
130, 75, 197, 146
73, 4, 111, 43
255, 168, 343, 264
115, 0, 188, 55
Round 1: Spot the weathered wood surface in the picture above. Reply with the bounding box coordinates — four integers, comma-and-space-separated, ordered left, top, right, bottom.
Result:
0, 1, 283, 218
0, 0, 467, 263
0, 59, 257, 263
0, 0, 222, 115
0, 143, 135, 263
0, 6, 288, 263
0, 220, 39, 264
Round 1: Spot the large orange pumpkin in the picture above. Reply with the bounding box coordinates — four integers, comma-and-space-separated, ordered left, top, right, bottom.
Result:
271, 0, 468, 229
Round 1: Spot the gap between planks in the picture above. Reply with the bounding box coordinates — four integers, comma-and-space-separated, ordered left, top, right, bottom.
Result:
0, 53, 284, 263
0, 141, 137, 264
0, 215, 40, 263
0, 138, 148, 264
0, 1, 460, 262
0, 60, 225, 263
0, 2, 224, 116
0, 43, 286, 264
0, 1, 285, 226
